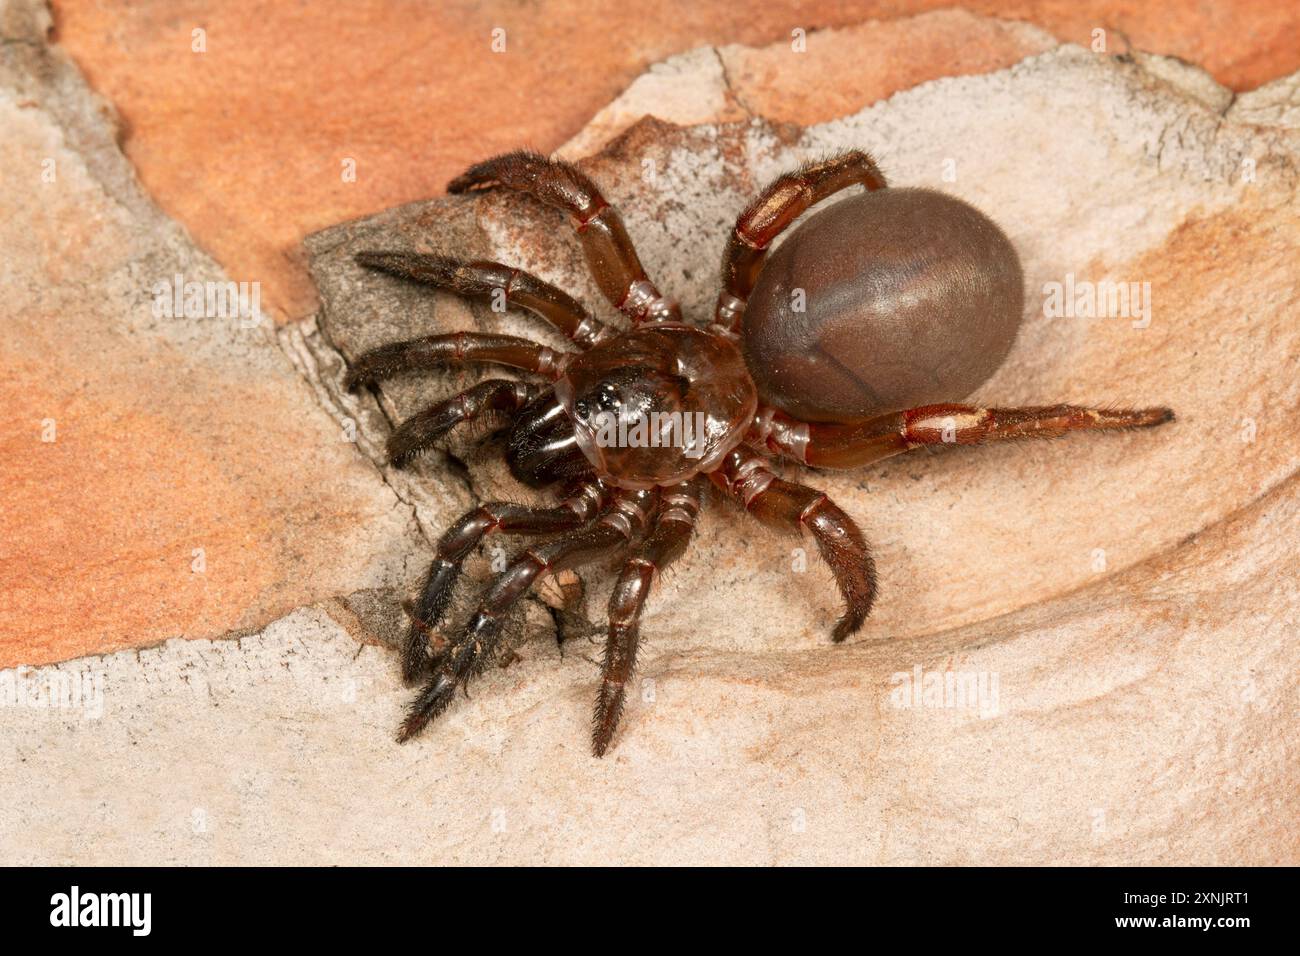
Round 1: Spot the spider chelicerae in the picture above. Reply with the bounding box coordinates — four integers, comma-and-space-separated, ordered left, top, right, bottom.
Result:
343, 148, 1173, 756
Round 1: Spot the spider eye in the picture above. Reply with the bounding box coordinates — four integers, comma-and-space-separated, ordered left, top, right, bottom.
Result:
574, 382, 621, 422
597, 383, 621, 409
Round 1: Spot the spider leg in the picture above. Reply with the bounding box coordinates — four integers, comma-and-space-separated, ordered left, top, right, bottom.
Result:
344, 331, 569, 392
594, 477, 703, 757
754, 402, 1176, 469
354, 251, 612, 348
447, 150, 679, 323
717, 151, 886, 330
713, 445, 876, 641
384, 379, 541, 466
401, 482, 609, 683
398, 488, 658, 742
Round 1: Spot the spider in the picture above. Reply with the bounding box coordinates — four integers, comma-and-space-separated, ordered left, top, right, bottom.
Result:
344, 149, 1173, 756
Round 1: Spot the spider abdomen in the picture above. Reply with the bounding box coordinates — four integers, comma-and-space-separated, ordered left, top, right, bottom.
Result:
741, 187, 1025, 424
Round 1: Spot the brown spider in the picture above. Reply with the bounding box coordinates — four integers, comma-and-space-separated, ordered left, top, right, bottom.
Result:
344, 149, 1173, 756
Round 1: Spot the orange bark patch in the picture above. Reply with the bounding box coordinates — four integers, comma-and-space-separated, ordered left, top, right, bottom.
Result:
48, 1, 1297, 323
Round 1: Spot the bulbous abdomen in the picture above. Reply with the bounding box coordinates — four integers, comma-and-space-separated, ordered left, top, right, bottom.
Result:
741, 187, 1025, 424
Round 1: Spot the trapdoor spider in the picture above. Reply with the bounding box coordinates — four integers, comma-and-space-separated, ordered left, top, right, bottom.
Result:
345, 149, 1173, 755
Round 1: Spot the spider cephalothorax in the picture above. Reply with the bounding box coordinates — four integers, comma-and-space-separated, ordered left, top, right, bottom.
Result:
344, 149, 1173, 756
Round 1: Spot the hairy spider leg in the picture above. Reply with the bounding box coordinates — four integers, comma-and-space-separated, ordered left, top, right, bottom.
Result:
754, 403, 1176, 469
448, 150, 681, 323
713, 445, 877, 641
717, 150, 887, 330
384, 380, 545, 467
401, 482, 609, 683
594, 477, 704, 756
398, 488, 659, 742
344, 330, 570, 392
354, 251, 612, 348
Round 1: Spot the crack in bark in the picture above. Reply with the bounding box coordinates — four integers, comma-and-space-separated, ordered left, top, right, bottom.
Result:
712, 46, 755, 119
